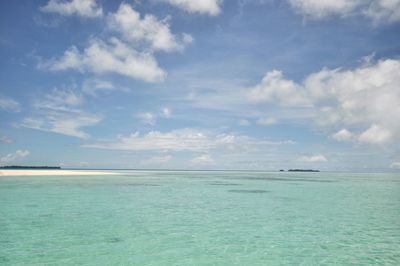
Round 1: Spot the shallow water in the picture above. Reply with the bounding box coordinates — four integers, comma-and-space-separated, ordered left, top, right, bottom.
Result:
1, 171, 399, 265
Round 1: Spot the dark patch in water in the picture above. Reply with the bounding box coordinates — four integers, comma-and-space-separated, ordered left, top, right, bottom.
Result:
182, 176, 211, 179
222, 176, 336, 183
106, 237, 123, 243
209, 182, 241, 186
275, 196, 297, 201
126, 183, 161, 187
0, 256, 9, 263
287, 182, 303, 185
228, 189, 269, 193
0, 240, 11, 245
39, 213, 53, 218
26, 204, 38, 208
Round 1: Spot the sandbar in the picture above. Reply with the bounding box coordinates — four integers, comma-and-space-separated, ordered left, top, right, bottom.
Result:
0, 169, 118, 176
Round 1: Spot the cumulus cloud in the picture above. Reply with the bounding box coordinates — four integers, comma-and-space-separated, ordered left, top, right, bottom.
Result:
288, 0, 400, 24
156, 0, 223, 16
85, 128, 294, 152
107, 3, 192, 52
0, 95, 21, 112
40, 3, 191, 82
247, 70, 311, 107
332, 128, 354, 142
307, 58, 400, 144
248, 58, 400, 145
358, 124, 392, 144
20, 89, 100, 139
0, 150, 30, 165
298, 154, 328, 162
40, 0, 103, 18
41, 37, 166, 82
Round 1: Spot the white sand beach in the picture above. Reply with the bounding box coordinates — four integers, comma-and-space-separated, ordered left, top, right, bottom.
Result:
0, 169, 118, 176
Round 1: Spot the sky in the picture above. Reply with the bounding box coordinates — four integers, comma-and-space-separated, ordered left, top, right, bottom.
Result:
0, 0, 399, 171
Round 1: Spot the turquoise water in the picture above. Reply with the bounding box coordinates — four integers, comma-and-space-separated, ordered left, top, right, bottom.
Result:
1, 171, 399, 265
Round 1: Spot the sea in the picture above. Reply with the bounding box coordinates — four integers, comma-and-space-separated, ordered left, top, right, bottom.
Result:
1, 171, 399, 265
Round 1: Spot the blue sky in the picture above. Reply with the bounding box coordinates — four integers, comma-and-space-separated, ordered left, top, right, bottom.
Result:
1, 0, 400, 171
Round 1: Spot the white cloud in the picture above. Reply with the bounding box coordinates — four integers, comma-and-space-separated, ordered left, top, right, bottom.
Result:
298, 154, 328, 162
390, 161, 400, 169
365, 0, 400, 25
239, 119, 251, 126
20, 89, 100, 139
40, 0, 103, 18
85, 128, 294, 152
247, 70, 311, 107
156, 0, 223, 16
40, 3, 192, 83
107, 3, 192, 52
21, 115, 100, 139
307, 58, 400, 144
248, 58, 400, 145
0, 96, 21, 112
190, 154, 216, 165
256, 117, 277, 125
87, 129, 221, 151
41, 37, 166, 82
288, 0, 400, 24
137, 112, 157, 125
358, 124, 392, 144
0, 150, 30, 165
136, 108, 172, 125
332, 128, 354, 142
162, 107, 172, 118
288, 0, 361, 19
82, 79, 128, 96
140, 155, 172, 166
182, 33, 194, 44
82, 79, 114, 96
40, 87, 84, 108
0, 134, 12, 144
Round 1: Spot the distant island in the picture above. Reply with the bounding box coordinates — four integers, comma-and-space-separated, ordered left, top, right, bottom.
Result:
288, 169, 320, 172
0, 166, 61, 169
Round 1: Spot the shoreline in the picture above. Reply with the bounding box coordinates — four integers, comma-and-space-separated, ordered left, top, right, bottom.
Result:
0, 169, 118, 176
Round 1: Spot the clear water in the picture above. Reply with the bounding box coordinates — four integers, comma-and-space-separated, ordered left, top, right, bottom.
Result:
1, 171, 399, 265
